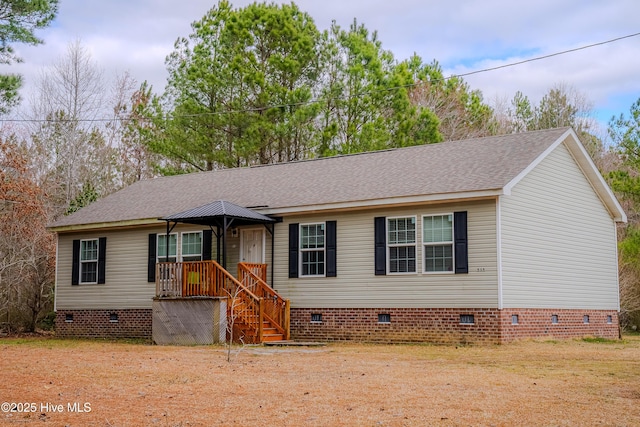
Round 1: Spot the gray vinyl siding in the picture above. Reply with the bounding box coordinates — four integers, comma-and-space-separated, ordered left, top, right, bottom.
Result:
56, 224, 213, 310
272, 200, 498, 308
500, 143, 619, 309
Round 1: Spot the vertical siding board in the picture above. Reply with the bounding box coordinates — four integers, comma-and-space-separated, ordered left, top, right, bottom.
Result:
500, 143, 619, 309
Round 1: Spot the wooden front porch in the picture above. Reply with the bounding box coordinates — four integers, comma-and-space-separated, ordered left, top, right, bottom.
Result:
155, 261, 289, 343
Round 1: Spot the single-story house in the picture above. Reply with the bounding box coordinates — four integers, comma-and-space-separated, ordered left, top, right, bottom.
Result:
48, 127, 626, 344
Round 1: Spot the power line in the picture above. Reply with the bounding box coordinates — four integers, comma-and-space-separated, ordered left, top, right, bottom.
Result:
455, 31, 640, 78
2, 30, 639, 124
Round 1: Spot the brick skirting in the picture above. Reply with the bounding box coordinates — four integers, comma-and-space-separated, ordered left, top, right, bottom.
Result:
55, 309, 152, 339
499, 309, 620, 342
55, 307, 620, 344
290, 308, 620, 345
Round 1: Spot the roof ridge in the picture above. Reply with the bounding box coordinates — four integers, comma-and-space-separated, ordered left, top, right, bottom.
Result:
139, 128, 573, 182
48, 127, 579, 230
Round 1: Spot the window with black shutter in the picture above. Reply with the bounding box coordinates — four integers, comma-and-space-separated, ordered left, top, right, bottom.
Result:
72, 237, 106, 285
289, 221, 337, 278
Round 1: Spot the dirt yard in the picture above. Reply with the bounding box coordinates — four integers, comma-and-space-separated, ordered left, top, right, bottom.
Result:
1, 336, 639, 426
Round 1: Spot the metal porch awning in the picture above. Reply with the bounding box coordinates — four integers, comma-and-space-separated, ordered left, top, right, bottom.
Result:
159, 200, 279, 281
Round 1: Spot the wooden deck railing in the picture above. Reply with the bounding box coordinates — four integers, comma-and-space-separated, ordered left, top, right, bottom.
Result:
240, 262, 267, 282
238, 262, 290, 340
155, 261, 289, 342
156, 260, 215, 297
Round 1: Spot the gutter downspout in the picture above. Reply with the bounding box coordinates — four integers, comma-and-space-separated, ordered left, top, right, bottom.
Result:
497, 196, 503, 310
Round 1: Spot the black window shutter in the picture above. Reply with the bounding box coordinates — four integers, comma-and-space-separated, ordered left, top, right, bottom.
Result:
148, 234, 157, 282
202, 229, 213, 260
326, 221, 337, 277
288, 223, 299, 278
454, 211, 468, 274
71, 239, 80, 285
98, 237, 107, 284
97, 237, 107, 284
374, 217, 386, 275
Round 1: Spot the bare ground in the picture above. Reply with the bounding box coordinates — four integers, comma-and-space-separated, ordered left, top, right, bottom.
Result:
1, 335, 640, 426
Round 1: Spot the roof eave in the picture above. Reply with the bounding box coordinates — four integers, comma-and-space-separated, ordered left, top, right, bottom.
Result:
49, 190, 505, 232
259, 190, 504, 216
47, 218, 162, 233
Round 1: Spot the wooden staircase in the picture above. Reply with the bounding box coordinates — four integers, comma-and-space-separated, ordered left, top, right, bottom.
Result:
231, 263, 290, 344
231, 310, 285, 343
156, 260, 290, 344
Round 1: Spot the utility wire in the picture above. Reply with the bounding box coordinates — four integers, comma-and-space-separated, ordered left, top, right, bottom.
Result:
2, 31, 639, 124
455, 31, 640, 78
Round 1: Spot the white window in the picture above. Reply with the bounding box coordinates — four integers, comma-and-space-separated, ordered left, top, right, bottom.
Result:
181, 232, 203, 262
157, 233, 177, 262
157, 232, 203, 262
300, 223, 325, 276
80, 239, 99, 284
423, 214, 454, 273
387, 217, 416, 273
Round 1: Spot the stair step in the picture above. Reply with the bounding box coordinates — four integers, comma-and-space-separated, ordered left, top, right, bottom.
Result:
262, 333, 284, 342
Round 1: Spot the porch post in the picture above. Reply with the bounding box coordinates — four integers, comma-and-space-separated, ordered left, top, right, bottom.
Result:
216, 225, 221, 264
165, 220, 170, 262
222, 216, 227, 270
270, 223, 275, 287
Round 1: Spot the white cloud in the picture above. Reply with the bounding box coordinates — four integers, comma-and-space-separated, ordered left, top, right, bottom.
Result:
5, 0, 639, 131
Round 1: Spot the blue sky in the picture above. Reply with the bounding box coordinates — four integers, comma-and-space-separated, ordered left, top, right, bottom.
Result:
6, 0, 640, 138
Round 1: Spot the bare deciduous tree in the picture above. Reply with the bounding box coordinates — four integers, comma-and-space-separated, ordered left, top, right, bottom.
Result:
225, 284, 248, 363
0, 135, 54, 332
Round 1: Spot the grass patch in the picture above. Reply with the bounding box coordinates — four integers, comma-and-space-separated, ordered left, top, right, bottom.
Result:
581, 336, 620, 344
2, 338, 639, 426
0, 336, 152, 348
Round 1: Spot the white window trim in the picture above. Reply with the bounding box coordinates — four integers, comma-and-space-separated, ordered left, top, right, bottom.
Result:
157, 232, 204, 262
157, 233, 178, 262
299, 222, 326, 278
422, 213, 455, 275
79, 238, 99, 284
180, 231, 203, 261
386, 215, 417, 275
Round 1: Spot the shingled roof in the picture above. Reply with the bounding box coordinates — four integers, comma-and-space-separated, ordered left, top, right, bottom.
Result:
49, 127, 623, 231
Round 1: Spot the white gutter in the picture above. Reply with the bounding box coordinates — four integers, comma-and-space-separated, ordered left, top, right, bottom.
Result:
49, 191, 505, 232
260, 190, 504, 216
48, 218, 162, 233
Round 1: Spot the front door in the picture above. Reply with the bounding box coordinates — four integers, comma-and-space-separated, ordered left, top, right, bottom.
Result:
241, 228, 265, 264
